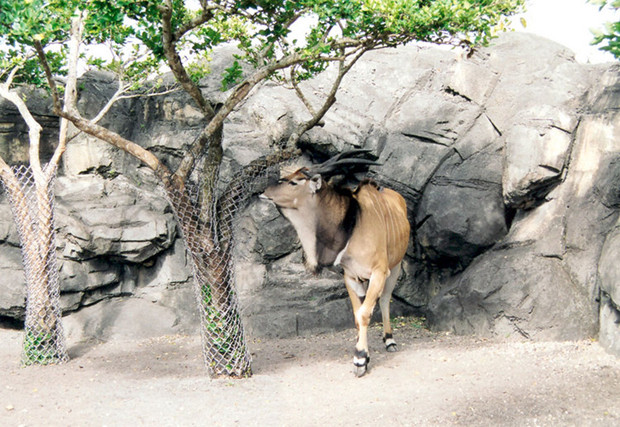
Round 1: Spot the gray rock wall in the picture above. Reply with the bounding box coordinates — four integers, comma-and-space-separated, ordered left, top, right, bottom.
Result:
1, 33, 619, 355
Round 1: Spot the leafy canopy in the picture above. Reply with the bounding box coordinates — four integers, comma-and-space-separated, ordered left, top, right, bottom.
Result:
1, 0, 525, 90
590, 0, 620, 59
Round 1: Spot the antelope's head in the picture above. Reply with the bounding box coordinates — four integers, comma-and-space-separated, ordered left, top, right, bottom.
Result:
260, 168, 322, 209
260, 149, 379, 210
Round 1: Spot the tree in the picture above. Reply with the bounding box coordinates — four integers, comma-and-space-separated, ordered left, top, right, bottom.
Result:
0, 4, 178, 365
1, 0, 524, 376
0, 6, 87, 364
590, 0, 620, 59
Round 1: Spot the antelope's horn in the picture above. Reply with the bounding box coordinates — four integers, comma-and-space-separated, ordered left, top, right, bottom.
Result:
307, 150, 380, 176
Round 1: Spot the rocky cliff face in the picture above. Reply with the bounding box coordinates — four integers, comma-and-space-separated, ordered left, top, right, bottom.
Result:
1, 33, 619, 355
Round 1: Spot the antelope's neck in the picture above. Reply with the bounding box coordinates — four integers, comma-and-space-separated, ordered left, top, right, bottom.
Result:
315, 188, 358, 269
281, 187, 358, 274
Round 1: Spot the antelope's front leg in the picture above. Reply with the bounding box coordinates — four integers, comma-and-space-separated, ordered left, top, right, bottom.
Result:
352, 269, 387, 377
345, 274, 367, 376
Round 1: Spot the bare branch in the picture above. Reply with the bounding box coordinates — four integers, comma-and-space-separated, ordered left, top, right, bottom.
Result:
287, 42, 368, 131
117, 86, 180, 100
174, 41, 368, 182
58, 110, 174, 186
89, 83, 126, 125
48, 10, 85, 175
286, 47, 369, 148
5, 65, 21, 88
0, 80, 44, 180
0, 89, 33, 229
289, 66, 316, 116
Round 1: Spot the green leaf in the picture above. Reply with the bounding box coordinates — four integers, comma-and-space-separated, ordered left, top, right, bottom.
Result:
221, 60, 243, 91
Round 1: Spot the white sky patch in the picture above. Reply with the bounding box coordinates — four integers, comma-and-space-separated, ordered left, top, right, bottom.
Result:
514, 0, 619, 63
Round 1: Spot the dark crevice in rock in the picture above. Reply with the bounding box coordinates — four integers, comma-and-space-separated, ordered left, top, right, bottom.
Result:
485, 113, 503, 137
538, 164, 561, 174
401, 132, 450, 147
502, 314, 531, 339
0, 315, 23, 329
504, 207, 517, 232
444, 87, 473, 103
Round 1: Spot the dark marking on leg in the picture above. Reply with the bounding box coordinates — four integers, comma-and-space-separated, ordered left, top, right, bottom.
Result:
354, 349, 370, 365
353, 348, 370, 377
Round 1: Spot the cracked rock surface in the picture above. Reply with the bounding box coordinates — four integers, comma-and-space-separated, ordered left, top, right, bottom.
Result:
1, 33, 619, 354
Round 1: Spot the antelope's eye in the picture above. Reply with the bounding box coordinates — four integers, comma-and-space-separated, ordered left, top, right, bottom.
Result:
288, 180, 298, 186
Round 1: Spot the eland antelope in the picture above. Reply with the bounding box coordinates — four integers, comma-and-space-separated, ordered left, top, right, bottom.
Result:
260, 150, 410, 376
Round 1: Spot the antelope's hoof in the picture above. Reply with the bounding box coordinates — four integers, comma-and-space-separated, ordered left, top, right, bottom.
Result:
353, 349, 370, 377
383, 334, 397, 352
354, 364, 368, 377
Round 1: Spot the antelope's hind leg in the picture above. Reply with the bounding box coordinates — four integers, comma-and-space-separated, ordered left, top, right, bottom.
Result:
380, 263, 401, 352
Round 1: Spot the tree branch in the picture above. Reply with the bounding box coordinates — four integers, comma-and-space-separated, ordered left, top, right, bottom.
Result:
47, 10, 85, 176
0, 81, 44, 180
289, 66, 317, 116
4, 64, 20, 88
172, 3, 220, 41
173, 51, 308, 182
286, 47, 369, 147
159, 0, 215, 118
33, 41, 62, 114
58, 110, 175, 187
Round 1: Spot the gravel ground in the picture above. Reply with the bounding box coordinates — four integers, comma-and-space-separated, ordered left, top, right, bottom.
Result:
1, 317, 619, 426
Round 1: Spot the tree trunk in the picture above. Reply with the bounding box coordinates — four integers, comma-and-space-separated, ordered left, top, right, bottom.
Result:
1, 165, 68, 365
0, 80, 69, 365
162, 147, 298, 377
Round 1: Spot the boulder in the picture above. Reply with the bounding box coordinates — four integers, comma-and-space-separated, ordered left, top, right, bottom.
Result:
0, 172, 188, 328
421, 36, 618, 346
427, 245, 596, 340
502, 106, 577, 208
599, 216, 620, 355
56, 175, 177, 263
416, 147, 507, 263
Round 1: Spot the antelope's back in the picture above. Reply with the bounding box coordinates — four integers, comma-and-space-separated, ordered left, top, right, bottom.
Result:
353, 182, 410, 269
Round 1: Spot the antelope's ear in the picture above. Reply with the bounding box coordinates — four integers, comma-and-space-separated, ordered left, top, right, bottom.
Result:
309, 174, 322, 194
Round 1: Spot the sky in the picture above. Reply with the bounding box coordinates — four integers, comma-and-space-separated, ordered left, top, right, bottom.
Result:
81, 1, 620, 70
288, 0, 618, 64
514, 0, 619, 63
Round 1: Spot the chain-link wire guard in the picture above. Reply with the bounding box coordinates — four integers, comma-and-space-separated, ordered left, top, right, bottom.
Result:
165, 148, 298, 378
1, 164, 68, 365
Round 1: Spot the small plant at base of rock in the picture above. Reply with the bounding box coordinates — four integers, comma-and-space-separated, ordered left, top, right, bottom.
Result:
392, 316, 427, 330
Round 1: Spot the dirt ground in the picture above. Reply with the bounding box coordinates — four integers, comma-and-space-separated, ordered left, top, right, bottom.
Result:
1, 317, 619, 426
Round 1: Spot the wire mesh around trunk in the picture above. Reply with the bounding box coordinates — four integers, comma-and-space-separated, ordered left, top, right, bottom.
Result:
164, 149, 297, 378
1, 164, 68, 365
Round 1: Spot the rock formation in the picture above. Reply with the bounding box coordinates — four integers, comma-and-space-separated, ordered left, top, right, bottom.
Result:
1, 33, 619, 355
